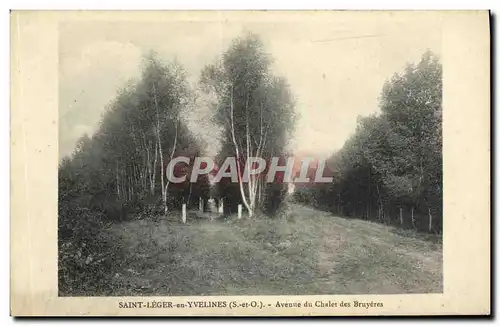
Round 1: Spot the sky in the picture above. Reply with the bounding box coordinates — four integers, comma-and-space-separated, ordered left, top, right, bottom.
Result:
59, 12, 442, 160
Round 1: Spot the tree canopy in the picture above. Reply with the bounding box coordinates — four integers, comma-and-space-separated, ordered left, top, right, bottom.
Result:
295, 51, 442, 233
200, 33, 296, 217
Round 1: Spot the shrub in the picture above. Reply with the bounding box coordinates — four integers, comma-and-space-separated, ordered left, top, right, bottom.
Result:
58, 201, 119, 296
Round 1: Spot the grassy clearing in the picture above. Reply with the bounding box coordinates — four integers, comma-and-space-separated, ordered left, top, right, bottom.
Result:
95, 204, 442, 296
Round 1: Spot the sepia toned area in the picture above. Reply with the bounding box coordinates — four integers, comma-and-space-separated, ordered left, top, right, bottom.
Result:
58, 15, 443, 297
11, 11, 490, 316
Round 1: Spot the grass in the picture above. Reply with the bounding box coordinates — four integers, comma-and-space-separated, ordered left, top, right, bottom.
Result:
91, 203, 442, 296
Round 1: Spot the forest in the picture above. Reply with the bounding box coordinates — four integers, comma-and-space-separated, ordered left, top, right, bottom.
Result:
294, 50, 442, 233
58, 33, 442, 295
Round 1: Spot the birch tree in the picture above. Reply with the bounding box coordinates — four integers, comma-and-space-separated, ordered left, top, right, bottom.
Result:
58, 52, 208, 222
200, 33, 295, 217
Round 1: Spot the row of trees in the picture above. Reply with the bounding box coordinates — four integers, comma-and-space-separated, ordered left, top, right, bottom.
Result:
295, 51, 443, 233
59, 53, 211, 240
58, 52, 215, 294
59, 33, 297, 236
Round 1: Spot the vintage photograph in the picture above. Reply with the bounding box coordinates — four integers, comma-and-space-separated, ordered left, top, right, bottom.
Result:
57, 13, 444, 297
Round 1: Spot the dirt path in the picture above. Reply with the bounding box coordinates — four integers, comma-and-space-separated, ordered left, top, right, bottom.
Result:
102, 204, 442, 296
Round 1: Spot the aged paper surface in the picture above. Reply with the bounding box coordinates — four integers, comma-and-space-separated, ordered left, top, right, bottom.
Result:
10, 10, 490, 316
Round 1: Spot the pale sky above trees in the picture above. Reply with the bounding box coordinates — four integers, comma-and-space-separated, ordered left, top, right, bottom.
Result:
59, 13, 442, 160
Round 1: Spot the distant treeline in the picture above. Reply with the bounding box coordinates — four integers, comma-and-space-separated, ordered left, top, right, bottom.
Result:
294, 51, 442, 234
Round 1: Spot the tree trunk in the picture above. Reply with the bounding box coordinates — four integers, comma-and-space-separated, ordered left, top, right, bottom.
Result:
376, 184, 383, 222
115, 164, 120, 199
411, 206, 416, 229
154, 109, 177, 213
428, 207, 433, 232
186, 182, 193, 207
257, 178, 263, 206
164, 119, 178, 214
158, 137, 165, 210
228, 85, 252, 217
151, 141, 158, 195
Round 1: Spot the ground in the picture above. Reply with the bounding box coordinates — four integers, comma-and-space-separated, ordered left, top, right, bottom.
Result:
101, 204, 442, 296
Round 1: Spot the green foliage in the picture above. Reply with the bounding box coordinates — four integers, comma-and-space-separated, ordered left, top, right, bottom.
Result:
201, 32, 296, 215
58, 54, 207, 294
297, 51, 442, 233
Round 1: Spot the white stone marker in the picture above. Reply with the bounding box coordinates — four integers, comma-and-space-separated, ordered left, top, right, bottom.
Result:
237, 204, 242, 219
218, 198, 224, 214
182, 204, 187, 224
